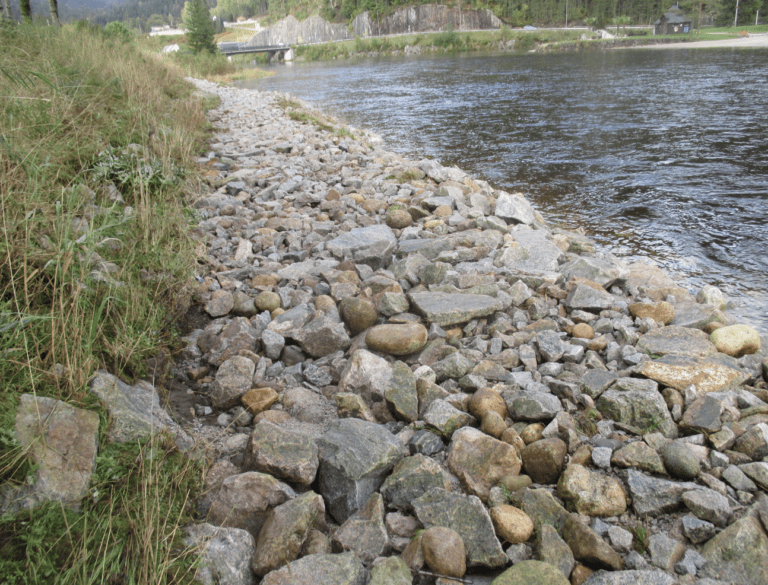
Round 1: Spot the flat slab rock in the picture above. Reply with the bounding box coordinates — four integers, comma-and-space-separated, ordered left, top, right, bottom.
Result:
408, 291, 503, 327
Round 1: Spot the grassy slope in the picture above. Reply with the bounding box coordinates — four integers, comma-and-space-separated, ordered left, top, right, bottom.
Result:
0, 21, 219, 584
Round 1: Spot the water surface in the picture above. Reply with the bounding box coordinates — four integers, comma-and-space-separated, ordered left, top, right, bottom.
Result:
246, 49, 768, 334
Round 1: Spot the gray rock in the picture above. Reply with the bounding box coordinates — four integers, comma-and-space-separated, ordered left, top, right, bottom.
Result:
408, 291, 503, 327
536, 330, 564, 362
674, 548, 707, 576
682, 489, 732, 528
243, 422, 319, 486
495, 191, 536, 225
722, 464, 758, 492
536, 523, 574, 578
292, 314, 351, 358
701, 512, 768, 584
581, 570, 676, 585
739, 461, 768, 489
505, 391, 563, 422
259, 552, 366, 585
317, 418, 406, 523
266, 304, 313, 337
422, 399, 476, 436
596, 384, 677, 438
662, 441, 701, 480
413, 488, 506, 568
380, 454, 451, 513
496, 229, 563, 274
431, 351, 475, 381
636, 326, 717, 359
564, 284, 616, 311
183, 523, 257, 585
625, 470, 698, 516
559, 255, 629, 287
207, 317, 261, 366
734, 422, 768, 460
327, 224, 397, 270
211, 356, 257, 411
681, 515, 717, 544
338, 349, 393, 405
368, 556, 412, 585
648, 533, 685, 571
579, 370, 619, 399
260, 329, 285, 360
331, 493, 388, 565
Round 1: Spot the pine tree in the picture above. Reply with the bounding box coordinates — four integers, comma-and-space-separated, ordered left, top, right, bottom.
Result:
184, 0, 217, 54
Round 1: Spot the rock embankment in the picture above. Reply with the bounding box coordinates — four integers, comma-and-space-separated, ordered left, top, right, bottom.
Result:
178, 77, 768, 585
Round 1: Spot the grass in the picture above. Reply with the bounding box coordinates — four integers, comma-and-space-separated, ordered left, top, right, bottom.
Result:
0, 20, 213, 583
275, 96, 356, 138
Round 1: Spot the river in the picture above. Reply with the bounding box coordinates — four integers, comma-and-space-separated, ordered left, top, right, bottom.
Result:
243, 48, 768, 336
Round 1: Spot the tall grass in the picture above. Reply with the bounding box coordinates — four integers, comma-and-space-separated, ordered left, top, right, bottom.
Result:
0, 21, 210, 584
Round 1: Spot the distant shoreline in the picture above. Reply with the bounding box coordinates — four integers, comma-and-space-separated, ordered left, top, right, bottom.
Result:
640, 33, 768, 49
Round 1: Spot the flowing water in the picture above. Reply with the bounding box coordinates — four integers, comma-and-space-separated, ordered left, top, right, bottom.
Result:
243, 48, 768, 335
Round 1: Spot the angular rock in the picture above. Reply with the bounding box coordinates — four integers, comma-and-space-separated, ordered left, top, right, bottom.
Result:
183, 523, 256, 585
537, 523, 574, 578
368, 557, 412, 585
625, 469, 698, 516
611, 441, 665, 475
207, 317, 260, 366
292, 314, 351, 358
562, 515, 624, 570
413, 488, 506, 568
629, 301, 675, 325
423, 399, 476, 436
701, 512, 768, 584
636, 326, 717, 359
505, 391, 563, 422
380, 454, 451, 513
596, 384, 677, 438
332, 493, 388, 565
259, 552, 366, 585
580, 570, 675, 585
327, 224, 397, 270
491, 560, 570, 585
408, 291, 503, 327
557, 464, 627, 517
211, 356, 257, 410
564, 284, 616, 312
317, 418, 405, 523
243, 422, 319, 486
648, 533, 685, 571
338, 349, 393, 405
384, 361, 419, 422
682, 489, 732, 528
638, 355, 746, 395
447, 427, 522, 501
495, 191, 536, 225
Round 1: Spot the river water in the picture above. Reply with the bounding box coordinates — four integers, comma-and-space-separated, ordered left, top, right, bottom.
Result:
244, 48, 768, 335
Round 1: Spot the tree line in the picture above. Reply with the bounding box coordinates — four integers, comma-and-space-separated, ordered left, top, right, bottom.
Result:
0, 0, 763, 34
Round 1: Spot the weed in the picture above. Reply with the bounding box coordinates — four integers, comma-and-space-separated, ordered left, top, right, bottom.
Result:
629, 521, 649, 553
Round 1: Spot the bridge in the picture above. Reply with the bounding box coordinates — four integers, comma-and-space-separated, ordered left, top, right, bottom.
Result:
217, 42, 293, 62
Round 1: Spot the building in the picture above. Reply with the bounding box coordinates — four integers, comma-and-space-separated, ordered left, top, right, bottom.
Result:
655, 5, 692, 34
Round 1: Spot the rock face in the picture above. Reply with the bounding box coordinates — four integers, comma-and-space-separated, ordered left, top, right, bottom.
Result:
154, 79, 768, 585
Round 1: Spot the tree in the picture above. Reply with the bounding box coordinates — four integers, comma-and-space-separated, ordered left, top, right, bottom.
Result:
184, 0, 217, 53
20, 0, 31, 21
48, 0, 59, 24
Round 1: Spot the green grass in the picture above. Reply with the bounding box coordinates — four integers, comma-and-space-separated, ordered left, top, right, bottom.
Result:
0, 20, 212, 584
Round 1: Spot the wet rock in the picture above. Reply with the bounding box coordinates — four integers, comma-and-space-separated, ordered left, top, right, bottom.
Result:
243, 422, 319, 486
317, 418, 405, 523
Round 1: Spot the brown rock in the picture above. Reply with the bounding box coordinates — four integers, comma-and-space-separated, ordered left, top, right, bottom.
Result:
366, 323, 428, 356
500, 427, 526, 454
468, 387, 507, 420
572, 323, 594, 340
339, 297, 378, 335
255, 291, 281, 312
557, 464, 627, 517
520, 423, 545, 444
521, 438, 568, 484
562, 515, 623, 570
490, 505, 534, 544
481, 411, 508, 438
629, 301, 675, 325
386, 208, 413, 229
711, 324, 762, 357
315, 295, 336, 313
242, 387, 279, 416
421, 526, 466, 578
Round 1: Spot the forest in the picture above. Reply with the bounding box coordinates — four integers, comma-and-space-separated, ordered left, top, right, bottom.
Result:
2, 0, 764, 40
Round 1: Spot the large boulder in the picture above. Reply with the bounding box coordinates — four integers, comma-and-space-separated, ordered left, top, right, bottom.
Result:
242, 422, 319, 486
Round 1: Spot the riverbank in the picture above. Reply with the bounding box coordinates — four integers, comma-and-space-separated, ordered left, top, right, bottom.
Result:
174, 77, 768, 584
639, 33, 768, 49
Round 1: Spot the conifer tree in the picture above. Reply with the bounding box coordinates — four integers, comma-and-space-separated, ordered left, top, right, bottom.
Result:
184, 0, 217, 54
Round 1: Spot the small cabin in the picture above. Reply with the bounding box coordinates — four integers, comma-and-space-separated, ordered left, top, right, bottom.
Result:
654, 5, 692, 34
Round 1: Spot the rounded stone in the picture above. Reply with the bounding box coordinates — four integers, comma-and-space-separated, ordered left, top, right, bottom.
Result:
206, 290, 234, 317
499, 474, 532, 494
434, 205, 453, 218
385, 208, 413, 229
315, 295, 336, 313
421, 526, 466, 578
520, 423, 545, 445
500, 427, 526, 454
481, 411, 507, 439
339, 297, 378, 335
255, 291, 281, 312
365, 323, 428, 356
490, 505, 534, 544
242, 387, 279, 416
521, 437, 568, 484
572, 323, 594, 340
710, 324, 761, 357
663, 441, 701, 480
468, 388, 507, 420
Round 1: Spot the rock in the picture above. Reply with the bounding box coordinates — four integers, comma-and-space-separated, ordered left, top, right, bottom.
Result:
386, 208, 413, 229
413, 488, 506, 568
625, 469, 698, 516
734, 422, 768, 460
491, 560, 570, 585
368, 557, 412, 585
447, 427, 522, 501
207, 472, 295, 537
336, 392, 377, 422
423, 399, 476, 436
536, 330, 564, 362
490, 505, 534, 544
581, 570, 675, 585
251, 491, 325, 577
636, 326, 717, 359
242, 387, 279, 416
242, 422, 319, 486
557, 464, 627, 517
421, 526, 466, 578
536, 523, 574, 578
207, 317, 261, 366
671, 301, 727, 330
579, 370, 619, 399
408, 291, 503, 327
366, 323, 428, 356
682, 489, 732, 528
380, 454, 451, 513
431, 351, 475, 381
292, 314, 351, 358
740, 462, 768, 489
183, 523, 257, 585
338, 349, 393, 405
559, 255, 628, 287
681, 394, 724, 433
255, 291, 281, 312
327, 224, 397, 270
332, 493, 388, 565
682, 515, 717, 544
611, 441, 665, 474
628, 301, 675, 325
638, 355, 746, 395
495, 191, 536, 225
317, 418, 405, 523
573, 323, 595, 339
339, 297, 377, 335
7, 394, 99, 511
648, 533, 685, 571
260, 329, 285, 360
211, 356, 257, 410
384, 361, 419, 422
596, 380, 677, 438
521, 437, 568, 484
662, 442, 701, 480
562, 515, 624, 570
259, 552, 366, 585
505, 391, 563, 422
701, 511, 768, 584
89, 370, 190, 449
564, 284, 616, 311
206, 290, 234, 317
510, 487, 570, 533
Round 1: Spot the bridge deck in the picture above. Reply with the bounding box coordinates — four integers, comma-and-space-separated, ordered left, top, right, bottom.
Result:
218, 43, 291, 56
